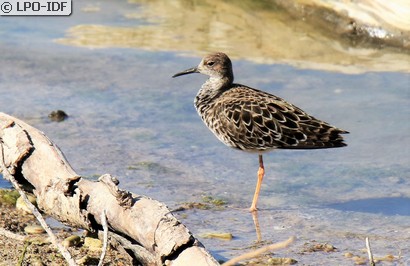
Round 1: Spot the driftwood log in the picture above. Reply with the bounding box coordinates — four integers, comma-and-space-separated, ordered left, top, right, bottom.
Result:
0, 112, 219, 266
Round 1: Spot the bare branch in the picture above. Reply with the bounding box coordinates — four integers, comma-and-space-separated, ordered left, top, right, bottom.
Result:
365, 237, 375, 266
98, 209, 108, 266
0, 228, 26, 241
0, 161, 77, 266
222, 236, 296, 266
0, 112, 219, 265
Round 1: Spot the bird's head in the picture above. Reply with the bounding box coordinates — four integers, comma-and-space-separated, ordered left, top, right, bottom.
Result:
172, 52, 234, 82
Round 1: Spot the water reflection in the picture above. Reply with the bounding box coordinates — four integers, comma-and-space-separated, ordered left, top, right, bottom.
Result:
56, 0, 410, 73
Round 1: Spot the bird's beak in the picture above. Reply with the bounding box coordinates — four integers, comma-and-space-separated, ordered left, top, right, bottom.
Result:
172, 67, 199, 78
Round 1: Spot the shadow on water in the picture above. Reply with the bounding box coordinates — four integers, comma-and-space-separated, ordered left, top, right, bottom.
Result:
328, 197, 410, 216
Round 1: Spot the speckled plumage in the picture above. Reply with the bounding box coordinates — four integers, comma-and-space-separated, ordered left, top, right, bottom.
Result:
173, 52, 348, 211
175, 52, 348, 152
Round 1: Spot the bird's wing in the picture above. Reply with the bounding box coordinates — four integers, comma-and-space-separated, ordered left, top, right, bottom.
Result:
215, 86, 347, 150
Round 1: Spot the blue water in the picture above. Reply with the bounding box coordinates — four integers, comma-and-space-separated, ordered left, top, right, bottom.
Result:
1, 0, 409, 264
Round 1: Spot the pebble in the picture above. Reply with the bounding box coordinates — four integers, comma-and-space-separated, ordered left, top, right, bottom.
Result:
200, 232, 233, 240
62, 235, 81, 248
76, 255, 91, 265
83, 237, 103, 251
16, 194, 37, 214
24, 225, 45, 234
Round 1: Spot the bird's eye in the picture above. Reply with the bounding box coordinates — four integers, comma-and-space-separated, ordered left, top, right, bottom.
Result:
207, 61, 215, 66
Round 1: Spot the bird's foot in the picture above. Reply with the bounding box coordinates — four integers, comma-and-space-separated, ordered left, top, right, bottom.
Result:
249, 206, 258, 212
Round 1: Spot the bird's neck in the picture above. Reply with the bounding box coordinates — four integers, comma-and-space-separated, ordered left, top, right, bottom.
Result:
208, 76, 232, 90
194, 74, 234, 130
195, 76, 231, 106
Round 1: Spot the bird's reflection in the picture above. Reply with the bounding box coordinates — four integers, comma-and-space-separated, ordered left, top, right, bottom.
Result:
251, 210, 262, 242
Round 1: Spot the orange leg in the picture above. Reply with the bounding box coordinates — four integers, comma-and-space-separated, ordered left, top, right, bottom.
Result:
249, 154, 264, 212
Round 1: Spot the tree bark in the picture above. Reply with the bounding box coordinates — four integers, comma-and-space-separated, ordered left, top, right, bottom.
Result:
0, 112, 219, 266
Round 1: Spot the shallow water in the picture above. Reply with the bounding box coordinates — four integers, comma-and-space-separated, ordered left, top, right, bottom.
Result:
1, 0, 409, 264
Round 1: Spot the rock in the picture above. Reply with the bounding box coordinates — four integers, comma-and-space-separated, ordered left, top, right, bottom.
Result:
48, 110, 68, 122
